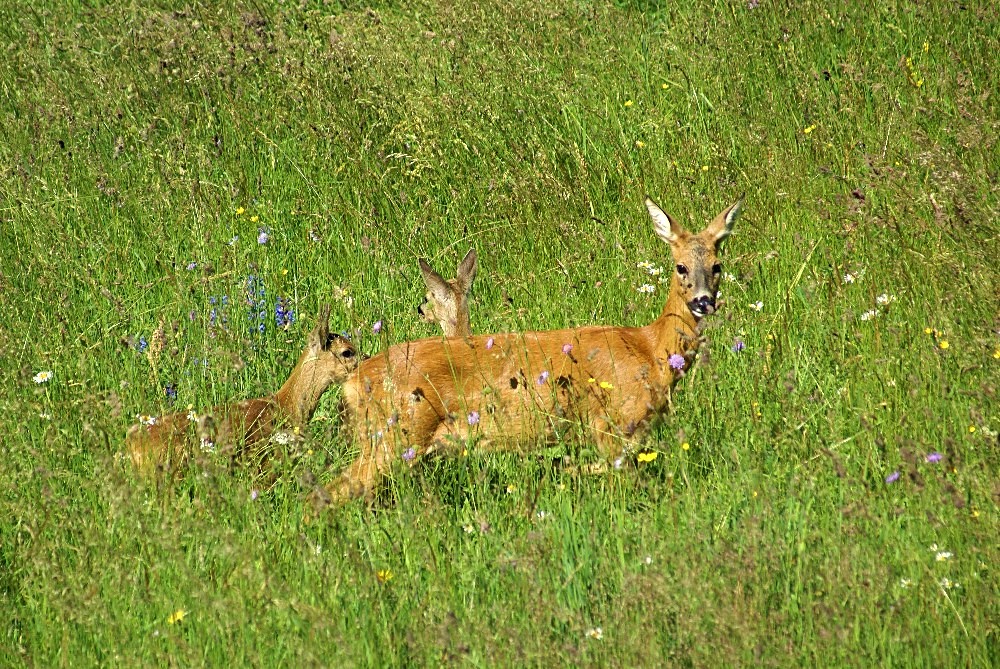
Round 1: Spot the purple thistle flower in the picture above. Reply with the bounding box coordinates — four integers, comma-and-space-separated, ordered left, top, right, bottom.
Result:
467, 410, 480, 426
732, 338, 745, 352
885, 471, 901, 484
373, 320, 383, 334
402, 447, 417, 462
668, 353, 685, 370
486, 337, 494, 350
537, 370, 550, 385
926, 452, 943, 463
257, 229, 270, 245
186, 262, 197, 271
562, 343, 573, 354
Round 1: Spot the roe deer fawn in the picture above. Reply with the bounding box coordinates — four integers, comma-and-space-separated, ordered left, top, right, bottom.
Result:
417, 248, 478, 337
327, 195, 742, 503
126, 305, 359, 477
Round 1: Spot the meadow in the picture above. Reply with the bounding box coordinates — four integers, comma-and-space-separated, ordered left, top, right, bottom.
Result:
2, 0, 998, 665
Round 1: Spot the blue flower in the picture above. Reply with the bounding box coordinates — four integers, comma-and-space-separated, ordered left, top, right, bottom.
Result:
274, 297, 294, 327
257, 229, 270, 245
137, 336, 148, 353
164, 383, 177, 403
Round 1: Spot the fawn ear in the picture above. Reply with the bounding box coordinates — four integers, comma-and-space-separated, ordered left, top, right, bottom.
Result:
645, 195, 684, 244
309, 304, 332, 351
419, 258, 450, 300
705, 195, 743, 244
455, 248, 478, 295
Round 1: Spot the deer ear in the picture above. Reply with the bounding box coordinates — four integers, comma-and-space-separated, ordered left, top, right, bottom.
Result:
419, 259, 450, 300
456, 248, 478, 294
705, 195, 743, 244
309, 304, 331, 351
645, 195, 683, 244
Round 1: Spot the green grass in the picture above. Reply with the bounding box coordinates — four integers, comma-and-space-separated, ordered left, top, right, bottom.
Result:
2, 0, 998, 665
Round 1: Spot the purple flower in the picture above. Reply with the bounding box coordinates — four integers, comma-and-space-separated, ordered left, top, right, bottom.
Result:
274, 296, 294, 328
748, 0, 759, 8
402, 447, 416, 462
537, 370, 550, 385
486, 337, 494, 350
137, 336, 148, 353
188, 310, 197, 321
668, 353, 685, 370
562, 343, 573, 354
257, 229, 270, 245
926, 452, 943, 463
250, 489, 259, 501
467, 411, 480, 426
186, 262, 197, 271
885, 471, 900, 484
373, 320, 383, 334
164, 383, 177, 403
732, 338, 745, 352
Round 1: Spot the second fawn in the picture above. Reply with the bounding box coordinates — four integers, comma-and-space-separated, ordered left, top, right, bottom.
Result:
126, 305, 359, 477
417, 248, 477, 338
327, 195, 743, 503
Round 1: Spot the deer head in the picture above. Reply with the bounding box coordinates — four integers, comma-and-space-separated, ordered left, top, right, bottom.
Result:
417, 248, 478, 337
645, 195, 743, 319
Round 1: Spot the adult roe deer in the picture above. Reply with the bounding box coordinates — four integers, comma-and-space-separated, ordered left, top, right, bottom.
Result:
126, 305, 359, 477
417, 248, 478, 337
328, 195, 742, 503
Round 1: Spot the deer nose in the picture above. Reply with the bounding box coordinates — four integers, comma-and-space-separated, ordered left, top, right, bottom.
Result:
688, 295, 716, 314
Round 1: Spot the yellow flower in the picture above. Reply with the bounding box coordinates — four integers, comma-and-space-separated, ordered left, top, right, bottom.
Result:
282, 268, 289, 276
938, 340, 949, 350
971, 509, 980, 518
803, 124, 817, 134
635, 140, 645, 148
599, 381, 613, 390
992, 348, 1000, 359
701, 165, 709, 172
624, 100, 634, 107
752, 490, 758, 498
923, 327, 933, 335
922, 41, 929, 52
376, 569, 394, 584
968, 425, 976, 434
661, 83, 669, 90
251, 215, 259, 223
462, 448, 469, 457
236, 207, 245, 215
167, 609, 187, 625
587, 378, 596, 384
637, 451, 657, 463
681, 442, 690, 451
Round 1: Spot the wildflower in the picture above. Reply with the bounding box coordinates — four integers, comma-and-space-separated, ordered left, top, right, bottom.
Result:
585, 627, 604, 640
271, 431, 294, 445
661, 83, 669, 89
373, 320, 383, 334
613, 457, 625, 469
309, 229, 320, 242
637, 284, 656, 294
164, 383, 177, 403
843, 273, 856, 284
876, 293, 895, 306
485, 337, 494, 350
731, 338, 746, 352
274, 296, 294, 328
39, 412, 51, 420
701, 165, 709, 172
200, 438, 215, 453
993, 348, 1000, 359
929, 543, 938, 552
463, 524, 475, 534
624, 100, 633, 107
402, 447, 417, 462
938, 340, 949, 350
257, 229, 270, 245
860, 309, 879, 321
186, 408, 197, 421
137, 414, 157, 426
167, 609, 187, 625
236, 207, 245, 215
250, 215, 259, 223
668, 354, 685, 370
935, 551, 952, 562
386, 414, 398, 427
925, 452, 943, 463
968, 425, 976, 434
637, 451, 658, 463
899, 578, 913, 589
228, 235, 239, 246
803, 124, 817, 134
644, 555, 653, 565
536, 510, 550, 520
137, 336, 148, 353
467, 411, 480, 426
922, 41, 929, 52
506, 484, 517, 494
186, 262, 197, 271
637, 261, 655, 271
599, 380, 613, 390
635, 140, 645, 148
588, 377, 596, 384
250, 489, 259, 501
681, 442, 690, 451
939, 577, 959, 590
376, 569, 394, 584
562, 343, 573, 354
748, 0, 759, 8
724, 272, 737, 282
885, 471, 900, 484
750, 301, 764, 311
537, 370, 550, 385
33, 370, 53, 384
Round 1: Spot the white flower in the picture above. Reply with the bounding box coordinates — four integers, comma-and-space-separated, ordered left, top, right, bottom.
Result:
644, 555, 653, 565
33, 370, 53, 384
899, 578, 913, 589
199, 438, 215, 453
136, 414, 157, 426
876, 293, 895, 306
585, 627, 604, 640
186, 410, 198, 421
637, 284, 656, 294
463, 524, 475, 534
724, 272, 738, 282
843, 272, 856, 284
939, 577, 959, 590
271, 431, 294, 445
750, 301, 764, 311
39, 412, 52, 420
860, 309, 880, 321
929, 543, 939, 552
935, 551, 953, 562
613, 457, 625, 470
536, 510, 550, 520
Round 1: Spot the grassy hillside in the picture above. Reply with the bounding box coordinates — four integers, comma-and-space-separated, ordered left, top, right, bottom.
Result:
2, 0, 997, 665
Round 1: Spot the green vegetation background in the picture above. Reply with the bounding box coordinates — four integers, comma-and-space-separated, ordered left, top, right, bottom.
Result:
1, 0, 997, 665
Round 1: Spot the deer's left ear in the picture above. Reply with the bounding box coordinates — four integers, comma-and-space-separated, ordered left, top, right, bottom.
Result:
456, 248, 478, 295
705, 195, 744, 244
309, 304, 332, 352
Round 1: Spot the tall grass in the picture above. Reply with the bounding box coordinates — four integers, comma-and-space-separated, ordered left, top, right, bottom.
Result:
2, 0, 997, 665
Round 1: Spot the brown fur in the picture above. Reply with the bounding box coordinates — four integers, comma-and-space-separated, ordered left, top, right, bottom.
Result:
327, 196, 743, 503
125, 305, 359, 477
417, 248, 477, 337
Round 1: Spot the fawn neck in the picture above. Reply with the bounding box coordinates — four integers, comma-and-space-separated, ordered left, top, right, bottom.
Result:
647, 273, 699, 356
273, 356, 329, 425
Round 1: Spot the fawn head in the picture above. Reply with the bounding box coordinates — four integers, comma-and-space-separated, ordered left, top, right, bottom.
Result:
301, 304, 359, 383
645, 195, 743, 319
417, 248, 478, 337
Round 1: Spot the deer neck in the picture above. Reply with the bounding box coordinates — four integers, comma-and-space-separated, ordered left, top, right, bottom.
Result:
646, 274, 699, 357
273, 357, 329, 426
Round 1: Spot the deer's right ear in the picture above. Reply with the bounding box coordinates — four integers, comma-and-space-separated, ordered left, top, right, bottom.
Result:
456, 248, 478, 294
309, 304, 332, 351
645, 196, 682, 244
419, 259, 450, 299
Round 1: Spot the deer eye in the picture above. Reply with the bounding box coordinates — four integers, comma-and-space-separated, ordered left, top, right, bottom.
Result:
676, 264, 688, 276
341, 348, 355, 358
712, 263, 722, 274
